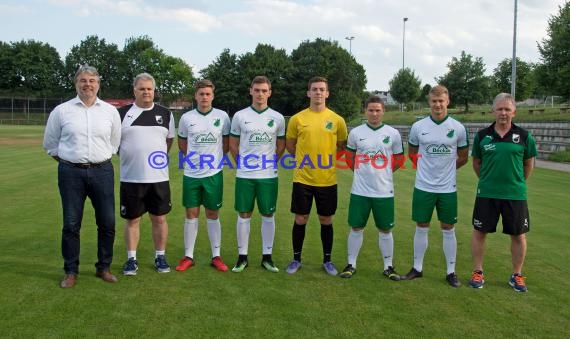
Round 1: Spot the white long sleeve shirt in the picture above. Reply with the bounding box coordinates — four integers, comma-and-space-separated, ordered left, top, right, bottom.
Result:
43, 96, 121, 163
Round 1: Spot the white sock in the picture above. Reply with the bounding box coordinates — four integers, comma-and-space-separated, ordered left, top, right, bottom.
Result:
155, 250, 165, 258
442, 228, 457, 274
183, 218, 198, 258
261, 216, 275, 255
379, 232, 394, 270
127, 251, 136, 260
347, 229, 364, 267
236, 216, 251, 255
413, 226, 429, 272
207, 218, 222, 258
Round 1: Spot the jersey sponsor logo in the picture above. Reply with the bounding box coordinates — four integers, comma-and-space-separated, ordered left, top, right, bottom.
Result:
512, 133, 520, 143
446, 129, 455, 138
155, 115, 163, 124
248, 132, 272, 144
193, 132, 218, 144
483, 144, 496, 152
424, 144, 452, 155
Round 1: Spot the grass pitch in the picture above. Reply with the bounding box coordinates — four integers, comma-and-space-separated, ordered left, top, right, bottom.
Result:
0, 125, 569, 338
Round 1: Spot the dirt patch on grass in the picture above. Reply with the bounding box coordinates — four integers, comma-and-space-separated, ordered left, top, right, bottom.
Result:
0, 137, 43, 145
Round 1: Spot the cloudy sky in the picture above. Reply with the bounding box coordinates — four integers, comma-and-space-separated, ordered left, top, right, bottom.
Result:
0, 0, 566, 90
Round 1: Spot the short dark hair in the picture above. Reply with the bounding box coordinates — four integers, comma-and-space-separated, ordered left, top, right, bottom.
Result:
365, 96, 385, 109
308, 76, 328, 90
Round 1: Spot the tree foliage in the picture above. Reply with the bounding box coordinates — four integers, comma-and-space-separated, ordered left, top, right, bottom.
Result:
0, 40, 64, 97
236, 44, 295, 115
290, 38, 366, 118
389, 68, 422, 109
200, 49, 241, 114
437, 50, 489, 111
537, 2, 570, 100
121, 36, 195, 103
64, 35, 123, 98
491, 58, 534, 101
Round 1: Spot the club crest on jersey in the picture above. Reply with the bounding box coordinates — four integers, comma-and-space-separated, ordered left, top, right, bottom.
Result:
325, 121, 333, 130
267, 119, 274, 127
446, 129, 455, 138
382, 136, 390, 144
512, 133, 520, 143
155, 115, 163, 124
213, 118, 221, 127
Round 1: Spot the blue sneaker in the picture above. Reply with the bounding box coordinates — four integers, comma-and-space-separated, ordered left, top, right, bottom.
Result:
323, 262, 338, 276
469, 270, 485, 289
286, 260, 301, 274
123, 257, 138, 276
155, 255, 171, 273
509, 273, 527, 292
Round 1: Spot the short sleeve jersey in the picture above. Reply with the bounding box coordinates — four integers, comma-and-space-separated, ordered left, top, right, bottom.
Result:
472, 122, 537, 200
118, 103, 175, 183
408, 115, 469, 193
347, 123, 404, 197
230, 106, 286, 179
286, 107, 348, 186
178, 108, 230, 178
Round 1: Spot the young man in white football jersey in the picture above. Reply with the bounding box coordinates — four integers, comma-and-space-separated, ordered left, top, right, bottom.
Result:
118, 73, 175, 276
175, 80, 231, 272
339, 96, 404, 280
228, 76, 286, 273
401, 85, 469, 287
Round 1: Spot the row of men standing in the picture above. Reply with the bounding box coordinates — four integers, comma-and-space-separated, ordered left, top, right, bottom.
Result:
43, 66, 536, 292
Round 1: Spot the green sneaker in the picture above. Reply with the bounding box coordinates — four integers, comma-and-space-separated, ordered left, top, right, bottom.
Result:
339, 264, 356, 278
261, 259, 279, 273
231, 257, 248, 273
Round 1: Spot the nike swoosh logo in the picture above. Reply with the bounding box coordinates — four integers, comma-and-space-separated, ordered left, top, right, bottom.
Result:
245, 121, 253, 124
190, 124, 196, 126
421, 132, 429, 135
359, 138, 366, 141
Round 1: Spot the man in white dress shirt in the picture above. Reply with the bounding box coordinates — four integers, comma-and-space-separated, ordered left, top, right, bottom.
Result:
43, 65, 121, 288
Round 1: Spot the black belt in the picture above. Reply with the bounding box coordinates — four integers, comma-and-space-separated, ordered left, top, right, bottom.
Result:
59, 159, 111, 168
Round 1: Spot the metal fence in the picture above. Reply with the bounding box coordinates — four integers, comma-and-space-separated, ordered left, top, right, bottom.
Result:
0, 97, 67, 125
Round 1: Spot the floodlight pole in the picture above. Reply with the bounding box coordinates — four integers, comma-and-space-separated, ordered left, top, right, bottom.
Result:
345, 36, 355, 54
402, 17, 408, 70
511, 0, 518, 98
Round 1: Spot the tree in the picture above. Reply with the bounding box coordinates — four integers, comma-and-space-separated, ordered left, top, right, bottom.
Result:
289, 38, 367, 118
492, 58, 534, 101
122, 36, 195, 103
389, 68, 421, 110
419, 84, 432, 102
0, 40, 65, 97
437, 51, 489, 112
537, 2, 570, 100
237, 44, 295, 115
64, 35, 122, 97
200, 49, 241, 115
